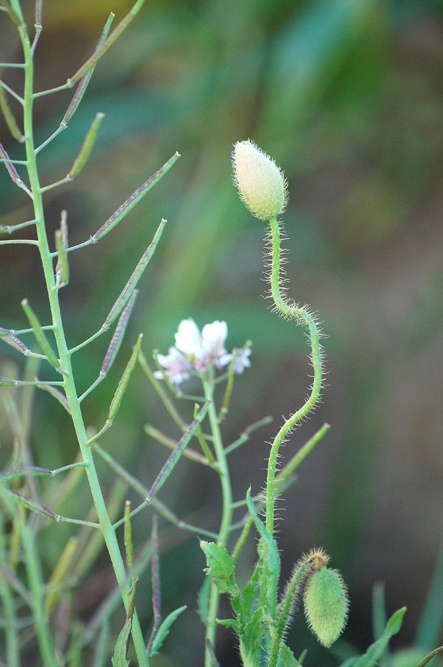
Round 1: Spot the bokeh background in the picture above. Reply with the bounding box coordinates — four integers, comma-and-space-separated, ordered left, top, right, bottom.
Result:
1, 0, 443, 665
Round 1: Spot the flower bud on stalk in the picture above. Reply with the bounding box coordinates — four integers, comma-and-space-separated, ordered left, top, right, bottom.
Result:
304, 566, 349, 647
232, 140, 288, 220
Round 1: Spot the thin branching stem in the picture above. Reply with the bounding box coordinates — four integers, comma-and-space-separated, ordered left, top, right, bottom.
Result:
203, 373, 233, 667
0, 80, 24, 105
0, 157, 28, 164
0, 239, 39, 246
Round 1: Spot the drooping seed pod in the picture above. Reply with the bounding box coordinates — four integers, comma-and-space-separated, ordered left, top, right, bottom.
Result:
232, 139, 288, 220
304, 566, 349, 648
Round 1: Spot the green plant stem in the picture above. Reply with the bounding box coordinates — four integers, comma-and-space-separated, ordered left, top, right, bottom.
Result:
202, 374, 233, 667
18, 20, 149, 667
268, 558, 312, 667
0, 490, 57, 666
265, 216, 323, 539
0, 515, 19, 667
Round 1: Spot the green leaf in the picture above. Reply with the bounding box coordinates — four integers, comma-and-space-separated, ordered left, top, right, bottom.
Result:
279, 643, 301, 667
245, 488, 280, 617
149, 605, 187, 656
339, 608, 406, 667
245, 489, 280, 578
231, 588, 243, 617
111, 618, 132, 667
415, 535, 443, 650
217, 618, 239, 630
298, 649, 308, 665
241, 565, 261, 621
200, 541, 238, 597
239, 607, 267, 667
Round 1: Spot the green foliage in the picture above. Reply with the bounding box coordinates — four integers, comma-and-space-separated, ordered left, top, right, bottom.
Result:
200, 541, 239, 598
149, 606, 187, 657
111, 619, 132, 667
340, 608, 407, 667
1, 0, 442, 665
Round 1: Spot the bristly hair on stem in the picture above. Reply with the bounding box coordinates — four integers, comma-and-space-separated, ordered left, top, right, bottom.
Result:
264, 217, 327, 403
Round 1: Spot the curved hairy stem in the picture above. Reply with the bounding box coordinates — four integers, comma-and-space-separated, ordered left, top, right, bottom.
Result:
265, 216, 323, 538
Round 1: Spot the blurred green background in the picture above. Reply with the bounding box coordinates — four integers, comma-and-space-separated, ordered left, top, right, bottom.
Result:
1, 0, 443, 664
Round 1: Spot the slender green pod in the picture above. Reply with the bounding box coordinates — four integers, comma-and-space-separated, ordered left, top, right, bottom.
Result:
54, 210, 69, 288
124, 501, 134, 571
107, 334, 143, 425
0, 85, 24, 141
91, 157, 177, 241
21, 299, 61, 371
68, 112, 105, 179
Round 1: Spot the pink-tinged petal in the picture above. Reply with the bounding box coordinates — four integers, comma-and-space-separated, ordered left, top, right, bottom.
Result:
154, 368, 190, 388
156, 347, 192, 372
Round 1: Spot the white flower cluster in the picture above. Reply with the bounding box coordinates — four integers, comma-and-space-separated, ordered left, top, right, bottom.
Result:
154, 318, 251, 388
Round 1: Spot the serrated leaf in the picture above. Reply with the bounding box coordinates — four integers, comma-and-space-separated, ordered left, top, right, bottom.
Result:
339, 607, 406, 667
241, 565, 261, 621
217, 618, 240, 630
111, 618, 131, 667
245, 488, 280, 618
149, 605, 187, 656
239, 607, 267, 667
231, 589, 243, 617
200, 541, 237, 596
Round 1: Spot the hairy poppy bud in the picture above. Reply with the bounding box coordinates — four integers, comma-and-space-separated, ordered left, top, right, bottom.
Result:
304, 566, 349, 648
232, 140, 288, 220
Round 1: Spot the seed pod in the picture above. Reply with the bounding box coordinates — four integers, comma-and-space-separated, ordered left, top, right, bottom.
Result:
232, 140, 288, 221
304, 566, 349, 647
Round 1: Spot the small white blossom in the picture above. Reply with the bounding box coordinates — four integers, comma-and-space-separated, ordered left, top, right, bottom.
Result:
154, 318, 251, 388
232, 348, 251, 374
200, 321, 232, 370
174, 318, 201, 356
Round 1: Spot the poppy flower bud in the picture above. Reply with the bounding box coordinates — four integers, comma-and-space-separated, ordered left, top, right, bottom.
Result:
232, 140, 288, 220
304, 566, 349, 648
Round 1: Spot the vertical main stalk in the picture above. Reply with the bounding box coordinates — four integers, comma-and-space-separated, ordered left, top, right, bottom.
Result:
203, 375, 233, 667
18, 17, 149, 667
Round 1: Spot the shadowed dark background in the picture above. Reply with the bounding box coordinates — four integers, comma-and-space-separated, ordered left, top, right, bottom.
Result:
1, 0, 443, 665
